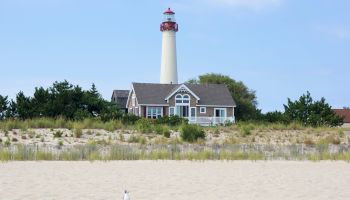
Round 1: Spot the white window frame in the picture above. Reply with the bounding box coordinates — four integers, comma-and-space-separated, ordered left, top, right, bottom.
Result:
132, 94, 136, 107
189, 107, 196, 121
146, 106, 163, 119
214, 108, 227, 118
200, 107, 206, 114
169, 107, 175, 116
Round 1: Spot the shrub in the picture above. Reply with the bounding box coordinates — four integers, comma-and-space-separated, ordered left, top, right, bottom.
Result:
122, 114, 140, 125
74, 127, 83, 138
58, 140, 63, 146
239, 124, 254, 137
53, 130, 63, 138
154, 125, 171, 138
136, 118, 152, 133
169, 115, 187, 126
180, 124, 205, 142
4, 138, 11, 146
128, 134, 146, 144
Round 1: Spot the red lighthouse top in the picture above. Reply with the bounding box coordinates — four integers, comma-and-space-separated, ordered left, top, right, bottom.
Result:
160, 8, 178, 32
164, 8, 175, 14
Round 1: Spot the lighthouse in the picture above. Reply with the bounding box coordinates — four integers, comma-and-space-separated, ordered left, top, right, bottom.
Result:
160, 8, 178, 84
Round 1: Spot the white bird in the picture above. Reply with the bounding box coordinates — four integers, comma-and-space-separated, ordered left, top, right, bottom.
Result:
123, 190, 130, 200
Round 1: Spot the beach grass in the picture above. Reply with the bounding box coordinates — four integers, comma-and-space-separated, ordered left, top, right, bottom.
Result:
1, 144, 349, 162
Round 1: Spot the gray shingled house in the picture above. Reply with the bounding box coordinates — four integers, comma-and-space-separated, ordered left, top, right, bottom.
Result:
124, 83, 236, 125
111, 90, 129, 113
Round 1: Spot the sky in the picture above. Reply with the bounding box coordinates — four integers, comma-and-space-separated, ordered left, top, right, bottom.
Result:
0, 0, 349, 112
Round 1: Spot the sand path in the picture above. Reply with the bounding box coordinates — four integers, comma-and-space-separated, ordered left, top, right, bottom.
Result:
1, 161, 349, 200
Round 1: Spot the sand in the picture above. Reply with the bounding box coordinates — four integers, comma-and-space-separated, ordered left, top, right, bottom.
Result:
1, 161, 350, 200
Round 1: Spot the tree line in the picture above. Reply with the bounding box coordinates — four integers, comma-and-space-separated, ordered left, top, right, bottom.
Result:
189, 73, 344, 127
0, 81, 121, 121
0, 76, 344, 127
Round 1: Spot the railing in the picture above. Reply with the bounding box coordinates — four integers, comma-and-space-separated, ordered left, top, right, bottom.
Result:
188, 117, 235, 126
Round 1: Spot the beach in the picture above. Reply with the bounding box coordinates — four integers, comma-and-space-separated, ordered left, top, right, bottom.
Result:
1, 161, 350, 200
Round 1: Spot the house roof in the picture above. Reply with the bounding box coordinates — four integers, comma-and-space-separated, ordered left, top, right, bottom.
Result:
333, 109, 350, 123
132, 83, 236, 106
112, 90, 129, 109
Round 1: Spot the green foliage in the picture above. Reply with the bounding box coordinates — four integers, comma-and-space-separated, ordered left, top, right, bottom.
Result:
188, 73, 257, 121
180, 124, 205, 142
73, 127, 83, 138
284, 91, 343, 127
238, 124, 254, 137
53, 130, 64, 138
156, 115, 186, 126
1, 81, 122, 120
58, 140, 64, 146
121, 114, 140, 125
135, 118, 153, 133
155, 125, 171, 138
0, 95, 9, 120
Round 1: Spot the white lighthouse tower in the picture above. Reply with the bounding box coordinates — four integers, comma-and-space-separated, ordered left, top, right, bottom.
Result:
160, 8, 178, 84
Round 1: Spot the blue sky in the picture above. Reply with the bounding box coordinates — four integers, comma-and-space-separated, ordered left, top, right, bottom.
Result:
0, 0, 349, 112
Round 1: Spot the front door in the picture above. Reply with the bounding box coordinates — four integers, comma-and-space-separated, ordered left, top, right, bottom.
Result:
189, 107, 196, 122
176, 106, 189, 117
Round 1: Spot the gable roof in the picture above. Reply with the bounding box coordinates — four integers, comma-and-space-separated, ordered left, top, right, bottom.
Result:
165, 84, 200, 102
333, 109, 350, 123
131, 83, 236, 106
111, 90, 129, 108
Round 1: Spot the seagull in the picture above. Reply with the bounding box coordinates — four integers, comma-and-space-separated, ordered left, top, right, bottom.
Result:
123, 190, 130, 200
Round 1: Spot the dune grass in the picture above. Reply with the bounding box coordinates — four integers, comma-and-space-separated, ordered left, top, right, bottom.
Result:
1, 144, 350, 162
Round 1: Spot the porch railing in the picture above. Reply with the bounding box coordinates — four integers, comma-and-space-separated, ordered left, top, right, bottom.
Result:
187, 117, 235, 126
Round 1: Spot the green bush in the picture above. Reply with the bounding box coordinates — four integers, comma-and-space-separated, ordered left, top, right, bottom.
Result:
53, 130, 63, 138
180, 124, 205, 142
74, 127, 83, 138
136, 118, 152, 133
155, 125, 171, 138
238, 124, 254, 137
122, 114, 140, 125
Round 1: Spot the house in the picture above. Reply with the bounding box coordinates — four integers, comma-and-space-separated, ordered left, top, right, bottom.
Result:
111, 90, 129, 113
125, 82, 236, 125
333, 109, 350, 128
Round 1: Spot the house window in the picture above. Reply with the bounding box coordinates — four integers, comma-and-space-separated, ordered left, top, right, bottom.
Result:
147, 107, 162, 119
132, 94, 136, 107
175, 94, 182, 103
214, 108, 226, 118
190, 107, 196, 117
200, 107, 206, 113
182, 94, 190, 103
169, 107, 175, 116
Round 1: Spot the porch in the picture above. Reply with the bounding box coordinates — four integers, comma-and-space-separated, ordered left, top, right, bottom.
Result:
187, 117, 235, 126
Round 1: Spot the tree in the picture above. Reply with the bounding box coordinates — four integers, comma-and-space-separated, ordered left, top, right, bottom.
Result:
284, 91, 343, 127
3, 81, 122, 120
188, 73, 258, 121
0, 95, 9, 120
14, 91, 33, 119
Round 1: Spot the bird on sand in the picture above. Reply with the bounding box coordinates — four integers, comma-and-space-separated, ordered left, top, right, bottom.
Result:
123, 190, 130, 200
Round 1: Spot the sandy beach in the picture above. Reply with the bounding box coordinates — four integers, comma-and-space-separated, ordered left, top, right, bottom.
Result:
0, 161, 349, 200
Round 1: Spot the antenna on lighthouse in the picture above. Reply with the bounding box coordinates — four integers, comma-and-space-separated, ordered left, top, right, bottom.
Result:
160, 8, 178, 84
